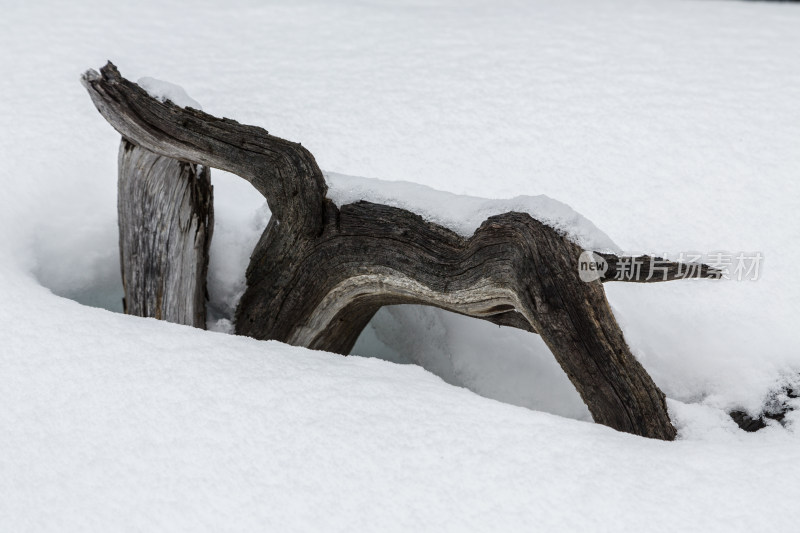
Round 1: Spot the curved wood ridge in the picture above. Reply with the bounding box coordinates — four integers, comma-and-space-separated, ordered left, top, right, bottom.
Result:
235, 203, 679, 439
83, 62, 326, 236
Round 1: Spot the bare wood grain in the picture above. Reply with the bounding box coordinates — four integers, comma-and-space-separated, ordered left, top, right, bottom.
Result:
118, 139, 213, 328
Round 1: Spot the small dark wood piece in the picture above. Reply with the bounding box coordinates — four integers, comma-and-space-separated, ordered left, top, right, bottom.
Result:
730, 386, 797, 432
83, 62, 721, 440
117, 139, 213, 327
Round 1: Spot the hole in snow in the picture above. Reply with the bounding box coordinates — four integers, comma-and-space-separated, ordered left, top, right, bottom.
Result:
32, 168, 589, 422
351, 304, 591, 421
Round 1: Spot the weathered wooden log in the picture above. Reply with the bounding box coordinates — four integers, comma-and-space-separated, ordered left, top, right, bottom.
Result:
117, 138, 213, 327
83, 62, 721, 440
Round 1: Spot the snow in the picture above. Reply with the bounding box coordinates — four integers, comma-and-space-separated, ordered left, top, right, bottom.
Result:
137, 76, 203, 110
326, 171, 620, 251
2, 0, 800, 530
3, 282, 798, 531
351, 304, 592, 421
205, 172, 270, 332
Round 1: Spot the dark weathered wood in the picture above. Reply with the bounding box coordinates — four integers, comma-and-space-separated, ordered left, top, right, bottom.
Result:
82, 63, 325, 236
118, 139, 213, 327
83, 61, 722, 440
235, 203, 680, 439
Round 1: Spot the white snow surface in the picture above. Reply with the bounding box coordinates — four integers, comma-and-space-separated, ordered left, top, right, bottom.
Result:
137, 76, 202, 109
2, 0, 800, 530
326, 171, 620, 251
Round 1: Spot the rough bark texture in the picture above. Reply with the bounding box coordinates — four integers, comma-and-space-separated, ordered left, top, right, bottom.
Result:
83, 61, 721, 440
117, 138, 213, 327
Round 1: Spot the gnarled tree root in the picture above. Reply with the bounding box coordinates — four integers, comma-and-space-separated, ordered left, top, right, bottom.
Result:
83, 61, 721, 440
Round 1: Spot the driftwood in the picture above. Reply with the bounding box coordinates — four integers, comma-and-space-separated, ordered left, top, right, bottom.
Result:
83, 62, 720, 440
118, 139, 213, 327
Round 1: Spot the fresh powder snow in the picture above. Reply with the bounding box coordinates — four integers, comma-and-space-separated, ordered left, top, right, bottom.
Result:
137, 76, 203, 110
325, 171, 620, 252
